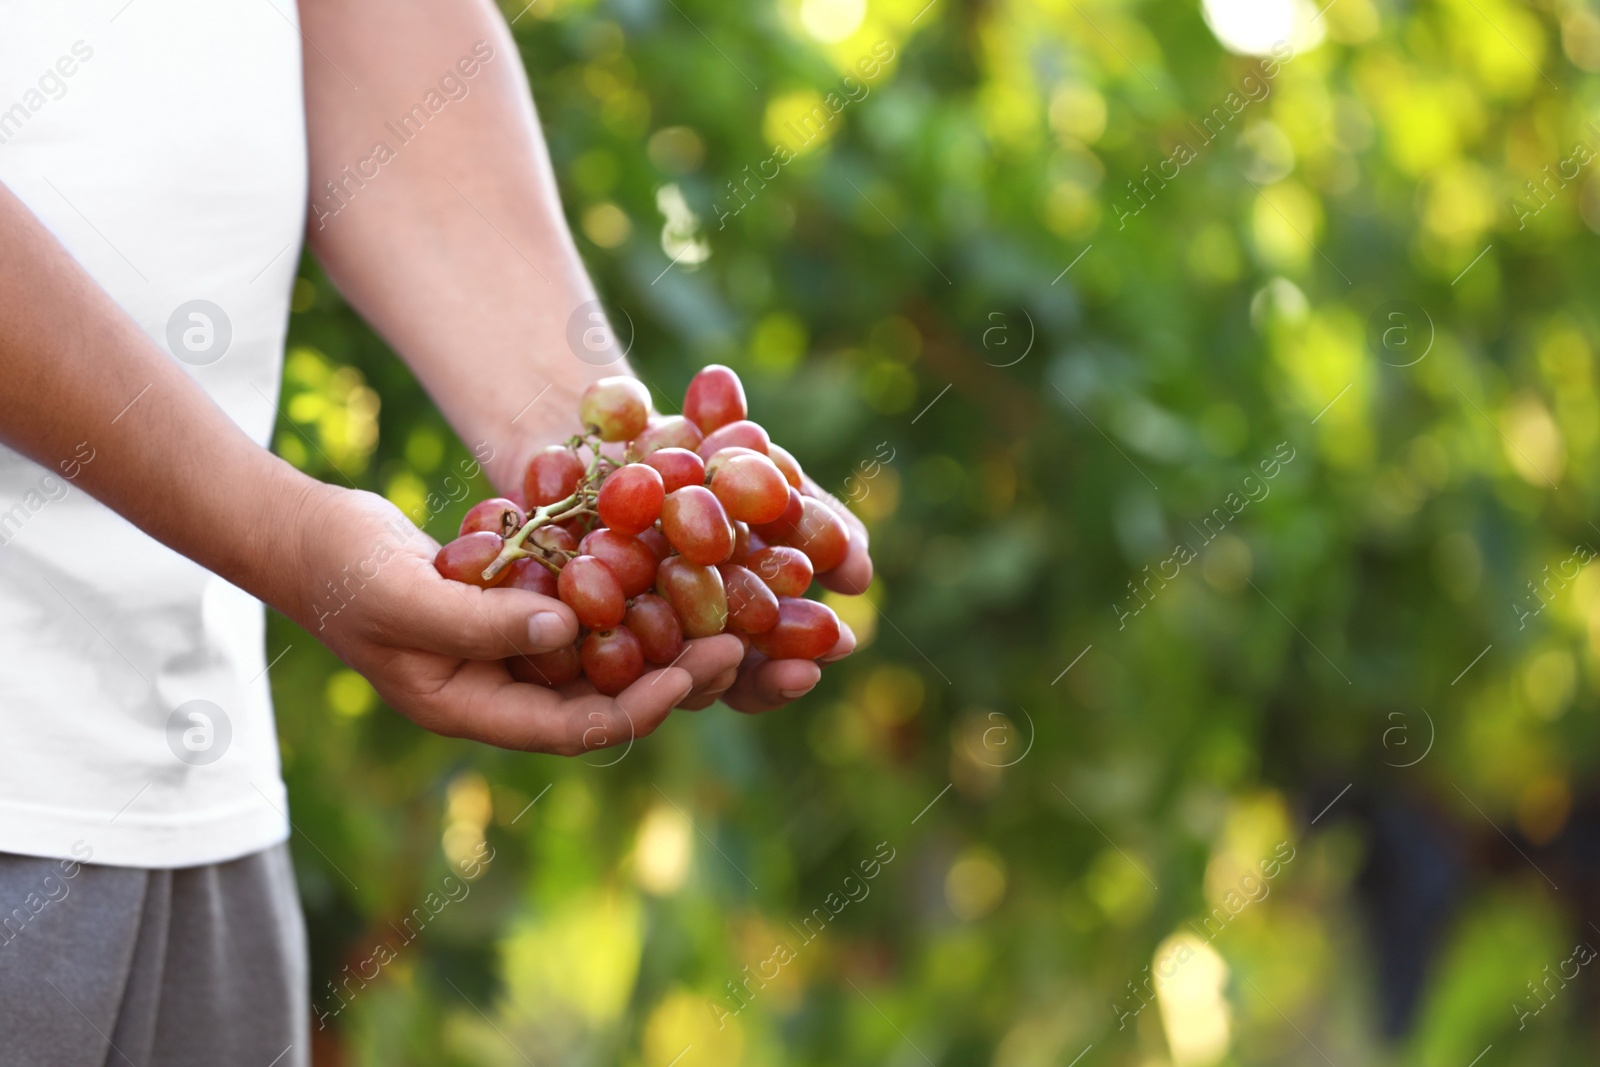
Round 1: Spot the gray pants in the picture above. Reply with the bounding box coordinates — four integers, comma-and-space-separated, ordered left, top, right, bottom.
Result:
0, 844, 308, 1067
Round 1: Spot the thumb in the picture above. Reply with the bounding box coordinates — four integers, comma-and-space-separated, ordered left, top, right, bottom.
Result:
402, 575, 580, 659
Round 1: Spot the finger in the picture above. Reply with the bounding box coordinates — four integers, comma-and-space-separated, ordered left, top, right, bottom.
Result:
400, 570, 580, 659
817, 537, 872, 594
721, 653, 822, 714
817, 620, 857, 664
678, 666, 739, 711
399, 657, 693, 755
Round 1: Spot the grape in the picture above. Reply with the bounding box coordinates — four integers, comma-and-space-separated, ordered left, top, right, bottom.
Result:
766, 443, 804, 488
696, 420, 770, 460
744, 545, 813, 597
578, 528, 658, 597
683, 364, 747, 434
530, 524, 578, 554
750, 486, 804, 541
556, 555, 626, 630
718, 563, 780, 634
460, 497, 525, 539
434, 532, 512, 588
626, 594, 685, 664
596, 463, 665, 535
582, 628, 645, 695
508, 644, 580, 687
579, 377, 652, 442
638, 525, 672, 561
524, 446, 585, 507
660, 485, 735, 565
729, 520, 755, 564
703, 446, 763, 480
628, 415, 704, 458
656, 556, 729, 637
777, 497, 850, 573
750, 597, 840, 660
641, 447, 705, 493
709, 453, 790, 524
503, 557, 558, 597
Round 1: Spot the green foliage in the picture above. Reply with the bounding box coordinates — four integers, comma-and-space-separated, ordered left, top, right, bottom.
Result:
273, 0, 1600, 1061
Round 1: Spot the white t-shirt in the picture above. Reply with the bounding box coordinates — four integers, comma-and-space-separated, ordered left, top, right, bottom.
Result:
0, 1, 307, 867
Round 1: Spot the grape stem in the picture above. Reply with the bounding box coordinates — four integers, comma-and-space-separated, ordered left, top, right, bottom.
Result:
482, 491, 590, 582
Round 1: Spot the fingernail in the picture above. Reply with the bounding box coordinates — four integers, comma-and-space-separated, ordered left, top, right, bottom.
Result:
529, 611, 567, 646
779, 684, 815, 700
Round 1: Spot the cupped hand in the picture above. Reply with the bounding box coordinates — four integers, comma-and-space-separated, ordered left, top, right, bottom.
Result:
716, 475, 872, 713
287, 486, 745, 755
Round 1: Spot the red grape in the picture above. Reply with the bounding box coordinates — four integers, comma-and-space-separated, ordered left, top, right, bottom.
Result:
434, 532, 512, 588
508, 644, 580, 687
751, 597, 840, 660
626, 594, 684, 664
703, 446, 763, 480
660, 485, 735, 565
460, 497, 525, 539
745, 545, 813, 597
530, 524, 578, 554
767, 443, 804, 488
638, 525, 672, 561
596, 463, 665, 535
656, 556, 728, 637
750, 486, 804, 540
718, 563, 780, 634
683, 364, 747, 434
582, 628, 645, 695
503, 557, 558, 597
557, 555, 626, 630
524, 446, 585, 507
730, 520, 756, 564
629, 415, 704, 458
579, 377, 651, 442
642, 447, 706, 493
710, 453, 790, 524
696, 420, 770, 460
578, 528, 658, 598
778, 497, 851, 573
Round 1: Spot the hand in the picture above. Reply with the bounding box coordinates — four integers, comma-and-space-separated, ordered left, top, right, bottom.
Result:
286, 485, 745, 755
716, 474, 871, 713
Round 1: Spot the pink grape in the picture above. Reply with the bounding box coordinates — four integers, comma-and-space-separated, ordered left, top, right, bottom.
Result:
434, 532, 512, 589
683, 364, 747, 434
460, 497, 525, 539
524, 446, 585, 507
641, 447, 706, 493
503, 557, 558, 597
629, 415, 704, 458
709, 453, 790, 524
656, 556, 728, 637
557, 555, 626, 630
508, 644, 581, 687
766, 443, 804, 488
750, 486, 804, 541
597, 463, 665, 535
717, 563, 780, 634
582, 628, 645, 695
751, 597, 840, 660
578, 528, 658, 598
530, 524, 578, 554
638, 525, 672, 561
626, 594, 685, 664
744, 545, 813, 597
703, 446, 764, 480
777, 497, 850, 573
696, 420, 770, 460
579, 377, 651, 442
660, 485, 735, 565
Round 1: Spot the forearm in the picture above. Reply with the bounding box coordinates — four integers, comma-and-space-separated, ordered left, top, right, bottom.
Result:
300, 0, 620, 494
0, 183, 322, 617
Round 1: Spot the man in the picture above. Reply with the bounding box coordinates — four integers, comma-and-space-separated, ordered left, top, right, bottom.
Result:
0, 1, 870, 1063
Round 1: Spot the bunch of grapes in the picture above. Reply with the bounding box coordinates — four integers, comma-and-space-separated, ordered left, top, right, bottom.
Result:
432, 366, 851, 695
